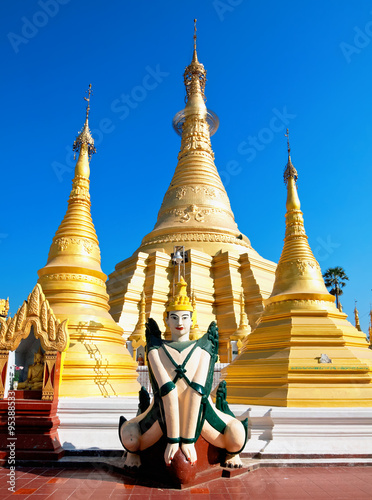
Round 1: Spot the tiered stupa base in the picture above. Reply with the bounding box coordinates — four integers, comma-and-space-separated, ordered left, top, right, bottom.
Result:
108, 247, 276, 362
222, 300, 372, 406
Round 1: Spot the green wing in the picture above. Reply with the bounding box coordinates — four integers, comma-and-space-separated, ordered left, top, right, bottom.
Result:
145, 317, 162, 344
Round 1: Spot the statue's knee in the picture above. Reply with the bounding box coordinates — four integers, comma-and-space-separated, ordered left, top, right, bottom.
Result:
120, 422, 141, 452
224, 419, 246, 453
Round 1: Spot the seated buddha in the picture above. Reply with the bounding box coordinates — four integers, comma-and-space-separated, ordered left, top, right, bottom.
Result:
18, 348, 44, 390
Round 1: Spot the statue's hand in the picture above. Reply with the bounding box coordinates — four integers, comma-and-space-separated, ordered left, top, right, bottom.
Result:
181, 442, 197, 465
164, 442, 179, 465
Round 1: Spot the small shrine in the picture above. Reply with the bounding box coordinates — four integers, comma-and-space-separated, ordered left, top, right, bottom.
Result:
0, 284, 69, 460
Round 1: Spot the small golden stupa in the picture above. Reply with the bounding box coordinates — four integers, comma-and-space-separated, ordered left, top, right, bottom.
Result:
223, 132, 372, 406
354, 302, 362, 332
38, 85, 138, 397
107, 22, 276, 360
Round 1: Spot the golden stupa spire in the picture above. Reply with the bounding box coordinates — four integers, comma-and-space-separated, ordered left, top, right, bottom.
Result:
232, 292, 250, 341
138, 21, 249, 254
42, 85, 103, 266
183, 18, 207, 113
354, 301, 362, 331
268, 130, 331, 303
43, 85, 100, 263
192, 18, 198, 62
129, 291, 147, 342
73, 83, 96, 163
189, 291, 202, 340
38, 86, 138, 397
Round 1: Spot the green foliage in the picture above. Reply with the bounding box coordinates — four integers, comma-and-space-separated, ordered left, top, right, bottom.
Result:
323, 266, 349, 308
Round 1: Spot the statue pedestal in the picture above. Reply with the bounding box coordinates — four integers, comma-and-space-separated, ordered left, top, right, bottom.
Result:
129, 435, 248, 488
0, 399, 64, 463
14, 389, 42, 400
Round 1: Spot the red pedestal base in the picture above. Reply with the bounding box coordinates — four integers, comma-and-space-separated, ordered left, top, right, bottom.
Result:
0, 398, 64, 463
13, 390, 42, 400
129, 435, 247, 488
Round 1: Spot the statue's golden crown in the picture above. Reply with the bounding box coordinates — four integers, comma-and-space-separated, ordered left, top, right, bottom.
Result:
166, 277, 194, 312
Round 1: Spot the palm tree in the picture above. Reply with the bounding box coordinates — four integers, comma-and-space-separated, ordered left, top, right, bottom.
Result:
323, 267, 349, 309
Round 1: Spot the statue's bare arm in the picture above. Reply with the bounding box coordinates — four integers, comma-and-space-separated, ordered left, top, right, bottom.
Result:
148, 349, 179, 464
180, 349, 211, 463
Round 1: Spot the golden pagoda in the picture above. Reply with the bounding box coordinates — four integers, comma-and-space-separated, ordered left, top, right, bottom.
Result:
38, 85, 138, 398
223, 132, 372, 406
107, 22, 276, 360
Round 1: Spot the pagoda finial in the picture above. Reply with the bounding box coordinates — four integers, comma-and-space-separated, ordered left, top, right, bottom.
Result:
284, 129, 298, 185
283, 130, 300, 211
231, 292, 249, 341
285, 128, 291, 157
172, 20, 219, 137
129, 291, 147, 342
73, 84, 96, 160
354, 300, 362, 331
84, 83, 93, 121
189, 291, 203, 340
183, 19, 206, 104
193, 18, 198, 61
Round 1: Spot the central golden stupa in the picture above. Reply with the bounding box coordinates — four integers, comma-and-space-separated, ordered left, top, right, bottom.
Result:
107, 24, 276, 360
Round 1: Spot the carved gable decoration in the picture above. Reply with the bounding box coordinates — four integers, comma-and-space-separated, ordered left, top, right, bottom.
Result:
0, 284, 69, 353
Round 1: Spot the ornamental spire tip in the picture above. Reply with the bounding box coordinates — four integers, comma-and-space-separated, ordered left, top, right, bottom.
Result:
73, 84, 96, 160
283, 128, 298, 185
193, 19, 197, 60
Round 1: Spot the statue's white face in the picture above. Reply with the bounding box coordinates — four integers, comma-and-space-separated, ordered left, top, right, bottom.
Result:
166, 311, 192, 341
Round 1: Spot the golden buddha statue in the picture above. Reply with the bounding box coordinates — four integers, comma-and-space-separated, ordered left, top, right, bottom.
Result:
18, 348, 44, 390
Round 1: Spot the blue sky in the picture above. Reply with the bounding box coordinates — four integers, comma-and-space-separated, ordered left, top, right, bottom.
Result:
1, 1, 371, 333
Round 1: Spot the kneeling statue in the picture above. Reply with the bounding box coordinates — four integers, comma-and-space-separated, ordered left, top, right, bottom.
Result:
119, 277, 247, 469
